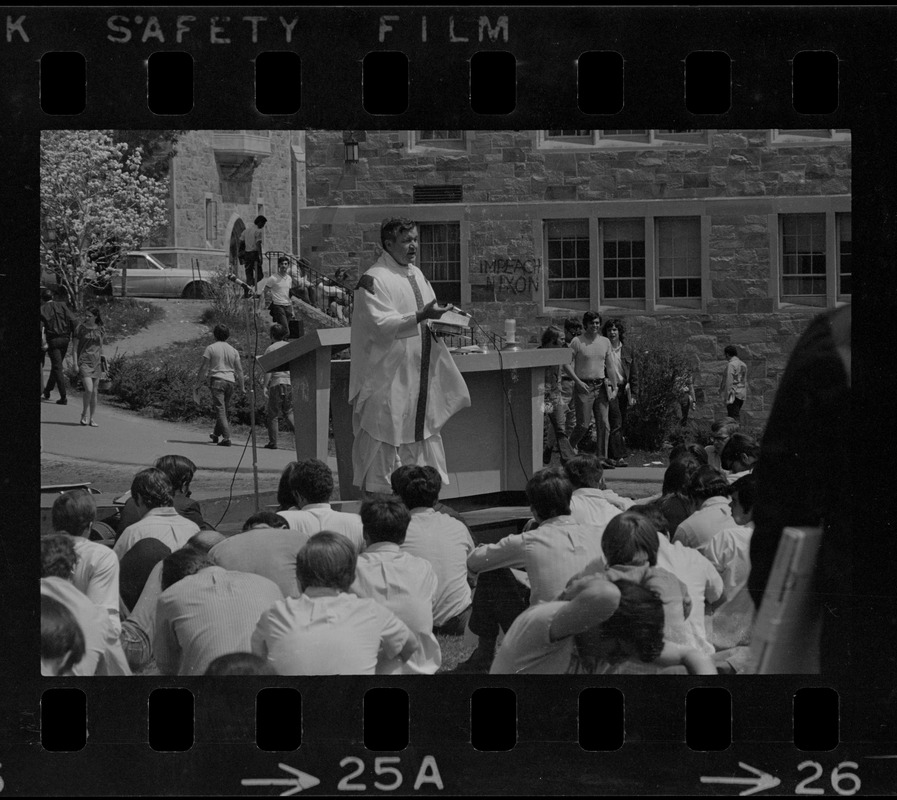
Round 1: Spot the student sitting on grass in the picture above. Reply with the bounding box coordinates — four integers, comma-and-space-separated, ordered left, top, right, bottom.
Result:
352, 497, 441, 674
703, 473, 757, 660
251, 532, 419, 675
489, 575, 716, 675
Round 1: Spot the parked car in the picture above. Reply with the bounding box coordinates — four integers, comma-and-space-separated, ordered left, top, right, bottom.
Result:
40, 252, 213, 299
112, 252, 212, 299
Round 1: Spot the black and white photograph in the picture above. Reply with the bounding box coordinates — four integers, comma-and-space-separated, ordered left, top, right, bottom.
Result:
5, 5, 897, 796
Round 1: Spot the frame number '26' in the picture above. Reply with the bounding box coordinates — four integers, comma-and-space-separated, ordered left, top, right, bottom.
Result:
795, 761, 861, 796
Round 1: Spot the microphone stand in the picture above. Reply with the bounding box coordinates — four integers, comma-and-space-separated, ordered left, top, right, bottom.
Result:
231, 275, 262, 513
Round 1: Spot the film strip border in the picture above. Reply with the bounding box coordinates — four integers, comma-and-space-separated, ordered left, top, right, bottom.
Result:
6, 5, 897, 796
12, 679, 897, 794
0, 7, 876, 125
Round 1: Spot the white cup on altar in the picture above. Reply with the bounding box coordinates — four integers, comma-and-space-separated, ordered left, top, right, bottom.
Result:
504, 318, 516, 343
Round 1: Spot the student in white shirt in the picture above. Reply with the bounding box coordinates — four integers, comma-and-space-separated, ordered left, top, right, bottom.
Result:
252, 532, 418, 675
276, 458, 364, 552
459, 467, 604, 673
490, 574, 716, 675
703, 473, 757, 662
673, 466, 734, 549
564, 454, 624, 555
395, 465, 476, 635
51, 490, 121, 636
352, 497, 441, 674
255, 256, 296, 334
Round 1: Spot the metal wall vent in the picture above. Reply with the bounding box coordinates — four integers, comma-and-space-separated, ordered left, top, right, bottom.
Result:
413, 185, 463, 203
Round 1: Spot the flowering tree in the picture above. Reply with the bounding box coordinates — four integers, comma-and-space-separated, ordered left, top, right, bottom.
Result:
40, 130, 170, 308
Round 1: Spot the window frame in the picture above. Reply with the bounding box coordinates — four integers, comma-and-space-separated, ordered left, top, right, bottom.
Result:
416, 220, 463, 305
406, 130, 473, 153
536, 130, 711, 150
544, 218, 592, 310
538, 211, 710, 315
767, 129, 851, 146
768, 202, 852, 310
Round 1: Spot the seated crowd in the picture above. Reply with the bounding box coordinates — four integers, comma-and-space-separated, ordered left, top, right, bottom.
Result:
42, 425, 762, 677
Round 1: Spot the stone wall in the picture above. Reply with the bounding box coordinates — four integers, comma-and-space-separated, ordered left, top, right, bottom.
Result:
165, 130, 302, 274
298, 130, 851, 428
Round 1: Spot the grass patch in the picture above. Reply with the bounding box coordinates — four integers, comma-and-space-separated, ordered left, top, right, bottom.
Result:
91, 296, 166, 344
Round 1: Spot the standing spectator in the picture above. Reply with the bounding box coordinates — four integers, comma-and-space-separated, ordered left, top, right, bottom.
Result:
154, 549, 284, 676
560, 317, 583, 437
73, 305, 105, 427
40, 286, 78, 405
720, 345, 748, 420
262, 323, 294, 450
113, 468, 200, 560
117, 454, 211, 533
539, 325, 575, 464
276, 458, 364, 552
602, 318, 639, 467
674, 367, 697, 425
704, 417, 738, 472
51, 490, 121, 636
41, 316, 49, 397
352, 497, 441, 674
251, 532, 418, 675
194, 324, 245, 448
460, 467, 605, 672
255, 256, 296, 334
395, 466, 476, 636
567, 310, 617, 469
240, 214, 267, 286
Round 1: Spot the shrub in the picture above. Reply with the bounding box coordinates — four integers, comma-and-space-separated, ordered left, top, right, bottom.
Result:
106, 338, 269, 426
200, 267, 248, 331
624, 334, 696, 451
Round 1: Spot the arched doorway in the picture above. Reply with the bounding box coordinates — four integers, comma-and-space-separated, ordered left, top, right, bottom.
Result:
228, 218, 246, 273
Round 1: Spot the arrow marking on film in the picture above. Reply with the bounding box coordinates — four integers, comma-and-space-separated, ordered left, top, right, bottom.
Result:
700, 762, 781, 796
242, 763, 321, 796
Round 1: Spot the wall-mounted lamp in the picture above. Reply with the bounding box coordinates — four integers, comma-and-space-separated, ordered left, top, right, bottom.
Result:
344, 139, 359, 164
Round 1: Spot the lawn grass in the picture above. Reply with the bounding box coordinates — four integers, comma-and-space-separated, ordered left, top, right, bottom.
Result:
92, 295, 166, 343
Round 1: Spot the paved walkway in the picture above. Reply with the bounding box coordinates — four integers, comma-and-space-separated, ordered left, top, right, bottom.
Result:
41, 298, 665, 492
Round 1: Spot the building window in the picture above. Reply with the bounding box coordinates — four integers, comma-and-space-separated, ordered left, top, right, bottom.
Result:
781, 214, 827, 300
419, 130, 463, 141
545, 219, 590, 303
205, 199, 217, 242
769, 129, 851, 145
837, 212, 851, 296
537, 130, 708, 149
407, 131, 470, 153
657, 217, 702, 299
418, 222, 461, 304
602, 219, 646, 302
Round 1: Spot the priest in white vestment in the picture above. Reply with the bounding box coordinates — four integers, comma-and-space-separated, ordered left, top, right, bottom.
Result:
349, 218, 471, 495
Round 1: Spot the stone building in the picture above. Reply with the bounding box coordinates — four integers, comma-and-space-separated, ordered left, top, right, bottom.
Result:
298, 129, 852, 426
150, 129, 306, 274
